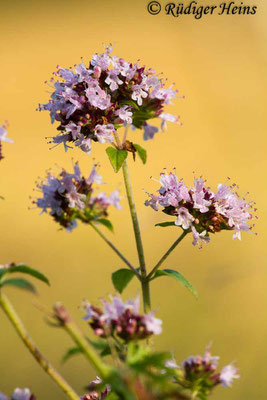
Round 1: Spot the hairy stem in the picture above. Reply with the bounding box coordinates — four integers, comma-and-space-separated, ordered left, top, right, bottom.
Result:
122, 160, 151, 312
0, 293, 80, 400
90, 222, 140, 280
147, 231, 188, 280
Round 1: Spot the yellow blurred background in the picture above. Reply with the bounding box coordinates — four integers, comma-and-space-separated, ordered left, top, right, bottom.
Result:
0, 0, 266, 398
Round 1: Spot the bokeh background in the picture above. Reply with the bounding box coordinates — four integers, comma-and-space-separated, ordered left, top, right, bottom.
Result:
0, 0, 266, 398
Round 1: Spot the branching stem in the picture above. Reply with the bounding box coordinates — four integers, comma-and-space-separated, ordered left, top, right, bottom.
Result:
0, 293, 80, 400
147, 231, 188, 280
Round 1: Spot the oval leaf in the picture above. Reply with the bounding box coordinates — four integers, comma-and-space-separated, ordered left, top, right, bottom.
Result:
152, 269, 197, 299
133, 144, 147, 164
106, 147, 128, 173
112, 268, 135, 294
0, 264, 50, 285
96, 218, 114, 232
0, 278, 36, 293
155, 221, 176, 228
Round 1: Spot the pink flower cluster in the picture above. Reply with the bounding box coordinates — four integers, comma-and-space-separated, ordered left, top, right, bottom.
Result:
38, 45, 181, 154
81, 295, 162, 342
145, 170, 256, 247
182, 347, 239, 388
35, 162, 121, 231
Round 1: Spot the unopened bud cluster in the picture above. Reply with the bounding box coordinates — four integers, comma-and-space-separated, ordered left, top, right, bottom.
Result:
34, 162, 121, 231
181, 347, 239, 390
38, 45, 181, 154
81, 295, 162, 342
81, 377, 110, 400
146, 170, 256, 247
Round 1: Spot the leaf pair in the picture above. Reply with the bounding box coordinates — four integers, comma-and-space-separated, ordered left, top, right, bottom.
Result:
106, 144, 147, 173
62, 338, 111, 363
0, 264, 50, 293
111, 268, 197, 299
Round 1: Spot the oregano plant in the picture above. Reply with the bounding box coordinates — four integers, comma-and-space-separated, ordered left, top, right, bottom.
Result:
0, 45, 256, 400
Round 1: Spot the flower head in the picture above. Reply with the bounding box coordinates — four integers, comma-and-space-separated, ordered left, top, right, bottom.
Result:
81, 295, 162, 342
39, 45, 181, 155
146, 171, 256, 246
34, 162, 121, 231
177, 346, 239, 396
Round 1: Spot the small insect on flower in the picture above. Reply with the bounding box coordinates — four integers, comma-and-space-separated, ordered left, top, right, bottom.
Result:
0, 122, 13, 161
33, 162, 121, 232
81, 295, 162, 342
38, 44, 182, 156
145, 170, 257, 247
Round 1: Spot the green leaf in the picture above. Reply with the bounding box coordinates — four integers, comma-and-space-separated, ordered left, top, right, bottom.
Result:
87, 338, 111, 357
112, 269, 135, 294
118, 99, 139, 110
96, 218, 114, 232
0, 278, 36, 293
100, 347, 112, 357
133, 144, 147, 164
155, 221, 176, 228
62, 347, 84, 363
152, 269, 198, 299
126, 343, 170, 373
87, 338, 110, 350
0, 264, 50, 285
106, 147, 128, 173
126, 342, 150, 365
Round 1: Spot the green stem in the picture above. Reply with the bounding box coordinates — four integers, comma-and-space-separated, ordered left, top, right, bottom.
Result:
0, 294, 80, 400
122, 160, 151, 312
147, 231, 188, 280
89, 222, 140, 280
63, 319, 111, 378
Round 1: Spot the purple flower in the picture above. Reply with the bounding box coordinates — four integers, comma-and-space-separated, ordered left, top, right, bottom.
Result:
131, 84, 148, 106
159, 113, 181, 131
81, 295, 162, 342
39, 45, 182, 155
115, 106, 133, 125
191, 226, 210, 248
0, 123, 13, 161
175, 207, 195, 229
94, 124, 115, 144
142, 312, 162, 335
143, 123, 158, 141
11, 389, 33, 400
219, 364, 240, 387
0, 124, 13, 143
105, 69, 123, 91
146, 170, 256, 245
34, 162, 121, 231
